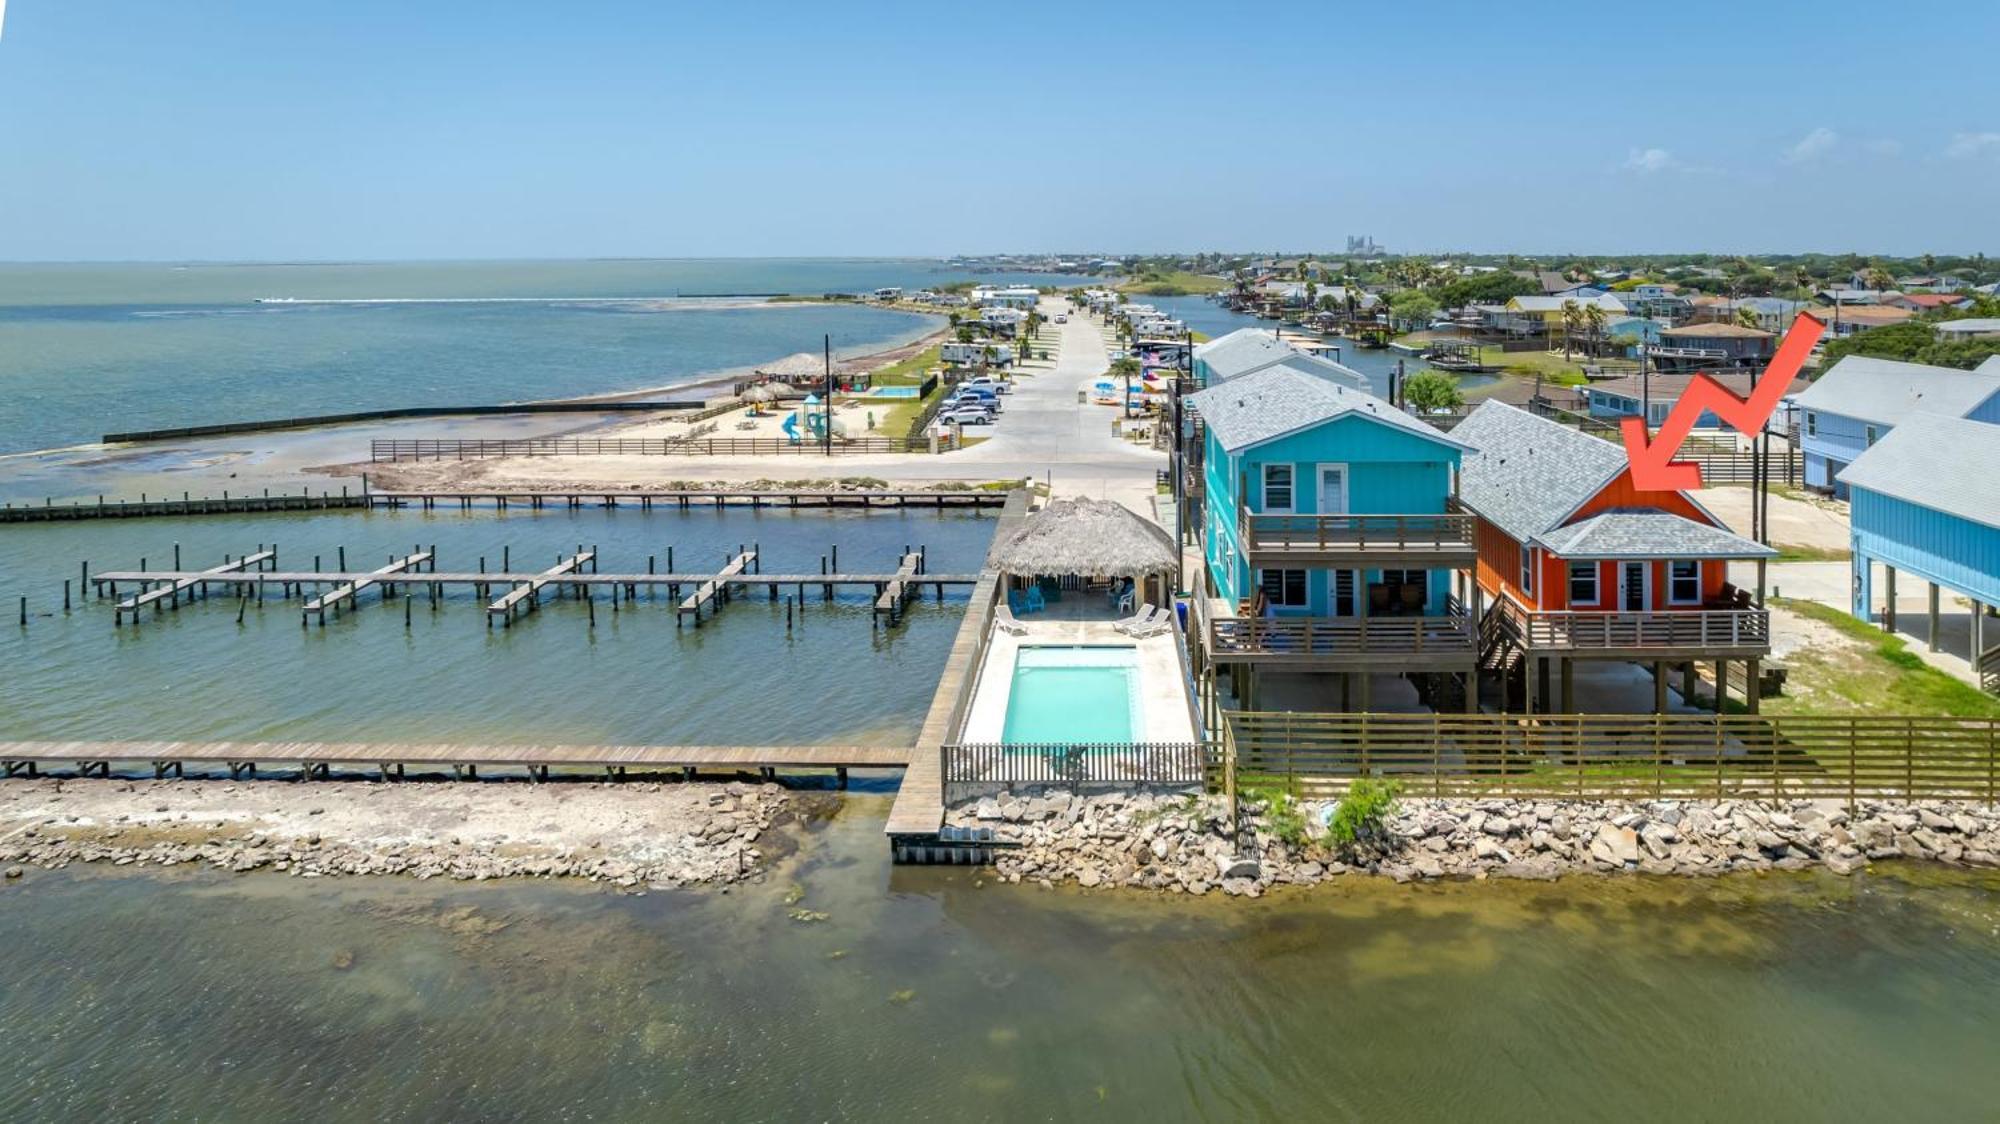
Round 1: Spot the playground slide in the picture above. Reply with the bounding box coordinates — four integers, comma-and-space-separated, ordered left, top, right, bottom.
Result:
782, 414, 801, 444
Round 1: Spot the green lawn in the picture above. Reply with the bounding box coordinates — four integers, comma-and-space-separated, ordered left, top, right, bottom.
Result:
1117, 271, 1228, 296
1764, 599, 2000, 718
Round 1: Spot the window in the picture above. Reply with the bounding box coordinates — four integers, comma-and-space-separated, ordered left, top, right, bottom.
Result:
1864, 425, 1879, 447
1262, 464, 1294, 512
1257, 569, 1308, 608
1568, 562, 1599, 605
1668, 560, 1701, 605
1805, 411, 1817, 438
1519, 546, 1536, 595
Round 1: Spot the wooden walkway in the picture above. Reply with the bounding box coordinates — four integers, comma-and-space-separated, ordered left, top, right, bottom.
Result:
874, 551, 925, 623
0, 740, 909, 783
305, 550, 433, 623
91, 570, 978, 594
489, 550, 595, 621
5, 486, 1014, 524
678, 550, 757, 623
114, 550, 275, 621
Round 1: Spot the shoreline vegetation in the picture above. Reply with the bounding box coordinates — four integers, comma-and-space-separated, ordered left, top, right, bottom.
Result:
1115, 270, 1229, 297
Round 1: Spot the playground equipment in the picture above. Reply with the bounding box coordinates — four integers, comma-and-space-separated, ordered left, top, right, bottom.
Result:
785, 397, 852, 444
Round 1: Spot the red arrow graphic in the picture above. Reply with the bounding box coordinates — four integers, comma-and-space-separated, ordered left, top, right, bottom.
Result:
1621, 311, 1826, 491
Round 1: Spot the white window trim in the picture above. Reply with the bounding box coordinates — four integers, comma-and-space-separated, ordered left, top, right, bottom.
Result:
1667, 560, 1702, 606
1864, 424, 1879, 447
1258, 568, 1309, 609
1261, 463, 1294, 514
1567, 561, 1599, 606
1519, 545, 1536, 596
1805, 411, 1817, 437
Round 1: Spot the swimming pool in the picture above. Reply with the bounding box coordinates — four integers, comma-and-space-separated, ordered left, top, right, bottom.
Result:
1001, 646, 1140, 745
863, 386, 922, 399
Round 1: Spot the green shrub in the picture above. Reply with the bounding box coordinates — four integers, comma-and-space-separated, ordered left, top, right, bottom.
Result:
1246, 785, 1311, 848
1324, 778, 1400, 850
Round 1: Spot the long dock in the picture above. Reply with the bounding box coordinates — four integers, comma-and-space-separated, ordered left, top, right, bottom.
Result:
678, 550, 757, 624
0, 740, 907, 783
304, 550, 434, 624
489, 550, 596, 622
3, 487, 1012, 524
114, 550, 276, 622
91, 570, 979, 594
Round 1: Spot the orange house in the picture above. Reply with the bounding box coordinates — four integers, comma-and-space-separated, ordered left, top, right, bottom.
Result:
1453, 402, 1777, 714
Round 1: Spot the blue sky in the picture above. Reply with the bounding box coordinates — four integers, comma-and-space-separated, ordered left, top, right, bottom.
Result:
1, 0, 1996, 260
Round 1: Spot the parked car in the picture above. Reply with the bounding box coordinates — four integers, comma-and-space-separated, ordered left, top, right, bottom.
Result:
963, 376, 1010, 394
1054, 314, 1068, 323
940, 406, 995, 426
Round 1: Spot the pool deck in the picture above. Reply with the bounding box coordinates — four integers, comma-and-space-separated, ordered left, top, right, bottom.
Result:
962, 619, 1196, 744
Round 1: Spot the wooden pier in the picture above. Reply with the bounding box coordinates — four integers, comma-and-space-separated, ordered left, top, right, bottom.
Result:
678, 550, 757, 624
305, 550, 434, 624
489, 550, 596, 623
874, 550, 925, 624
114, 549, 276, 623
0, 740, 908, 783
4, 486, 1012, 524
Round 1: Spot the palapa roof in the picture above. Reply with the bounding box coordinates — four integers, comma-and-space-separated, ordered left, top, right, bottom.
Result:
756, 352, 848, 379
987, 497, 1177, 578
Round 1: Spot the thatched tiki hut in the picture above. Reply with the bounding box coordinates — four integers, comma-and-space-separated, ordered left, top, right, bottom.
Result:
988, 497, 1179, 611
755, 351, 849, 389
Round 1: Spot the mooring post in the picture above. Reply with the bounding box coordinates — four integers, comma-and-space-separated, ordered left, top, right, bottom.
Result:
338, 546, 346, 571
64, 580, 71, 612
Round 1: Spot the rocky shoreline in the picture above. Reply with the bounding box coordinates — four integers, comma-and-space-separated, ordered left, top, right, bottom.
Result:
951, 790, 2000, 895
0, 778, 791, 891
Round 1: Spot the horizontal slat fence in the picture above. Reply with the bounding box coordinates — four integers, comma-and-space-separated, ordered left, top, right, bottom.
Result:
1223, 712, 2000, 806
371, 436, 929, 461
943, 742, 1207, 800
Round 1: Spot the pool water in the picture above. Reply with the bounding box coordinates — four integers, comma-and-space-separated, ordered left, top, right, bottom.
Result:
862, 386, 921, 399
1001, 646, 1139, 744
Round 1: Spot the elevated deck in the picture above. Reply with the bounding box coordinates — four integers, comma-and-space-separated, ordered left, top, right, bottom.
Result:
1237, 508, 1477, 569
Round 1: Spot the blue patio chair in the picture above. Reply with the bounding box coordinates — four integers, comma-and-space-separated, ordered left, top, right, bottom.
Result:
1024, 585, 1046, 613
1008, 588, 1026, 614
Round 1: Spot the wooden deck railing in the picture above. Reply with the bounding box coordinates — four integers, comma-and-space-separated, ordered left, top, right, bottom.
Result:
1237, 508, 1476, 558
1206, 600, 1476, 662
1496, 597, 1769, 652
1221, 712, 2000, 806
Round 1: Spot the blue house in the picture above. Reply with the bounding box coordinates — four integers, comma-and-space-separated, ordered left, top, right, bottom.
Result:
1792, 356, 2000, 498
1840, 413, 2000, 692
1184, 366, 1479, 710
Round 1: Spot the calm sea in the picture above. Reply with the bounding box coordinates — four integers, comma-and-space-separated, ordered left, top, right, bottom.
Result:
5, 815, 1998, 1120
0, 259, 1095, 454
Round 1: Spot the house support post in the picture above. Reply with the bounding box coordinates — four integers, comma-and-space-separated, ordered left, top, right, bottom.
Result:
1714, 660, 1728, 713
1653, 660, 1668, 714
1885, 566, 1897, 632
1559, 658, 1574, 714
1928, 582, 1941, 652
1464, 668, 1478, 714
1681, 662, 1697, 707
1745, 657, 1761, 713
1524, 657, 1539, 715
1537, 658, 1552, 715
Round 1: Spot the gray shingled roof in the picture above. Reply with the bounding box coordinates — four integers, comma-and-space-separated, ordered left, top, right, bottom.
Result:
1186, 366, 1466, 454
1534, 510, 1775, 559
1192, 327, 1368, 389
1791, 356, 2000, 427
1836, 414, 2000, 531
1453, 401, 1628, 541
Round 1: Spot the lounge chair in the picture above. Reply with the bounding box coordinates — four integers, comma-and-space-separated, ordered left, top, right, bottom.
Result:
995, 605, 1030, 636
1113, 603, 1158, 637
1127, 608, 1175, 639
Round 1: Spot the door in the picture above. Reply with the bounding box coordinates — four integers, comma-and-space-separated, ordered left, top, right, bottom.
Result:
1318, 465, 1348, 515
1620, 562, 1648, 612
1329, 569, 1356, 617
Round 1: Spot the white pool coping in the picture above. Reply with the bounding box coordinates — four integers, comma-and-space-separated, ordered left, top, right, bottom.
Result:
961, 618, 1197, 745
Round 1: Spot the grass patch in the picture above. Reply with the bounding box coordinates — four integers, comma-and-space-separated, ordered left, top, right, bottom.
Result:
1766, 598, 2000, 718
1117, 271, 1228, 296
1774, 543, 1852, 563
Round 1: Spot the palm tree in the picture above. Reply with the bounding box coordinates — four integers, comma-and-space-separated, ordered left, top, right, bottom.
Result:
1735, 305, 1763, 330
1866, 266, 1895, 292
1791, 266, 1816, 299
1921, 252, 1938, 276
1109, 356, 1143, 418
1560, 299, 1584, 361
1584, 303, 1608, 357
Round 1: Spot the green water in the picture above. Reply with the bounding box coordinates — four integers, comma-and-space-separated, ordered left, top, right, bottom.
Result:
3, 799, 1998, 1120
0, 508, 993, 746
